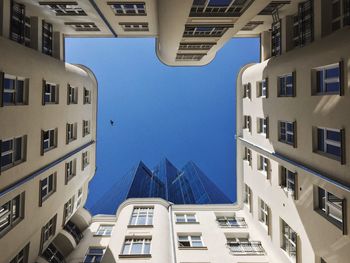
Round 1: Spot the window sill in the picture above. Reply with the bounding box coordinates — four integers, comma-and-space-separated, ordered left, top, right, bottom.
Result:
314, 208, 344, 233
127, 224, 153, 228
0, 160, 25, 172
313, 150, 342, 163
278, 140, 294, 146
178, 246, 208, 250
43, 146, 57, 154
175, 222, 199, 224
119, 254, 151, 259
93, 234, 112, 237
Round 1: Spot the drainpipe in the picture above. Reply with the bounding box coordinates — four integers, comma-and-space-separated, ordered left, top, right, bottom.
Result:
168, 203, 177, 263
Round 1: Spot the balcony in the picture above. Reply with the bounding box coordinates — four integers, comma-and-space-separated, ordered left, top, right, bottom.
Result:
41, 243, 66, 263
64, 220, 83, 244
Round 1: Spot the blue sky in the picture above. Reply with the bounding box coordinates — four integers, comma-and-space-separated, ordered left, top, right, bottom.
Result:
65, 37, 259, 212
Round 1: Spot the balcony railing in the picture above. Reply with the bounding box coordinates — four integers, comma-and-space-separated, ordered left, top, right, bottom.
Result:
227, 241, 265, 255
42, 243, 66, 263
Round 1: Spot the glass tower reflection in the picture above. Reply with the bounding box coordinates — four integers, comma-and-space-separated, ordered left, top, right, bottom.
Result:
90, 159, 231, 215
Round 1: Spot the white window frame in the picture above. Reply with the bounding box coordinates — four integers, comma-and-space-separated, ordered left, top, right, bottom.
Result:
0, 193, 23, 236
83, 120, 90, 137
244, 184, 252, 211
281, 220, 297, 262
1, 136, 25, 171
82, 151, 89, 170
129, 207, 154, 226
95, 225, 114, 236
76, 187, 83, 208
42, 216, 56, 250
243, 116, 251, 132
110, 2, 146, 15
216, 216, 247, 228
243, 83, 251, 98
258, 155, 269, 176
64, 196, 75, 224
279, 121, 294, 145
244, 147, 252, 166
279, 73, 294, 96
67, 123, 77, 143
68, 85, 78, 104
175, 213, 197, 223
178, 235, 205, 248
258, 199, 269, 228
120, 23, 149, 32
66, 159, 76, 183
3, 74, 26, 105
43, 129, 56, 152
227, 237, 265, 255
317, 127, 342, 158
318, 187, 344, 228
121, 238, 151, 255
316, 63, 340, 94
280, 167, 296, 197
83, 88, 91, 104
258, 117, 267, 135
40, 173, 56, 204
257, 80, 267, 98
83, 247, 105, 263
44, 82, 58, 104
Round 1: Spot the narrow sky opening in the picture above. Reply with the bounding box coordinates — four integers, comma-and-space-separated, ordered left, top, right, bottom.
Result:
65, 37, 260, 213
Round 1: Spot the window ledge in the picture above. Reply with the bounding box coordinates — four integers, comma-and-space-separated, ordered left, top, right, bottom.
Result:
175, 222, 199, 224
127, 224, 153, 228
93, 234, 112, 237
278, 140, 294, 146
178, 246, 208, 250
119, 254, 151, 259
313, 150, 341, 163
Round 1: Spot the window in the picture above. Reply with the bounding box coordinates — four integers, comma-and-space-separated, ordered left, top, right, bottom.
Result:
109, 2, 146, 15
316, 127, 344, 162
40, 2, 86, 16
41, 215, 57, 251
84, 247, 105, 263
0, 193, 24, 236
179, 42, 215, 50
178, 235, 204, 248
40, 173, 56, 205
65, 159, 76, 183
1, 74, 27, 106
83, 120, 91, 137
279, 121, 296, 146
176, 214, 197, 223
279, 73, 295, 97
65, 22, 100, 31
243, 83, 251, 98
258, 155, 269, 176
10, 244, 29, 263
95, 225, 113, 236
64, 220, 83, 244
258, 199, 270, 230
244, 184, 252, 212
77, 187, 83, 208
317, 187, 345, 231
257, 79, 268, 98
10, 1, 31, 46
84, 88, 91, 104
121, 238, 151, 255
281, 220, 297, 262
280, 167, 297, 198
42, 81, 58, 104
257, 117, 268, 136
129, 207, 153, 226
331, 0, 350, 31
67, 85, 78, 104
63, 196, 75, 224
243, 116, 251, 132
227, 237, 265, 255
66, 123, 77, 144
119, 23, 149, 32
1, 136, 26, 171
216, 216, 247, 228
183, 25, 232, 37
176, 53, 206, 61
42, 21, 53, 56
82, 151, 90, 170
42, 243, 65, 263
190, 0, 248, 17
41, 128, 57, 153
244, 147, 252, 166
271, 21, 281, 56
293, 0, 314, 47
241, 21, 264, 31
315, 63, 342, 95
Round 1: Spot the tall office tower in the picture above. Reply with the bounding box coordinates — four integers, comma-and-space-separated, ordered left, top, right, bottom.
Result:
0, 1, 99, 262
236, 1, 350, 263
90, 159, 231, 215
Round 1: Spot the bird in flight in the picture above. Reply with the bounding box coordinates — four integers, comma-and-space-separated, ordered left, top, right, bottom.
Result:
110, 120, 115, 126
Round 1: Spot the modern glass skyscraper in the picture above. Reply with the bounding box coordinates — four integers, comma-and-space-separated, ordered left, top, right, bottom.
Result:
89, 159, 231, 214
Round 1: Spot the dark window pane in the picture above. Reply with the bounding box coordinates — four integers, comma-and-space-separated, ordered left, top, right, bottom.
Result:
327, 144, 341, 157
1, 154, 12, 167
326, 130, 341, 142
326, 82, 340, 92
317, 129, 325, 151
326, 67, 339, 79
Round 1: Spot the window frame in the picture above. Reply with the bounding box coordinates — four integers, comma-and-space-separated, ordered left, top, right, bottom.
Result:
129, 207, 154, 226
63, 196, 75, 225
243, 115, 251, 132
120, 237, 151, 256
10, 243, 30, 263
271, 20, 281, 56
281, 220, 298, 262
83, 247, 106, 263
183, 24, 232, 37
175, 213, 198, 224
0, 192, 25, 237
243, 147, 252, 166
315, 127, 344, 162
65, 159, 76, 184
315, 63, 342, 95
227, 237, 265, 255
42, 20, 53, 56
39, 173, 56, 206
216, 216, 247, 228
279, 121, 296, 146
258, 155, 269, 177
67, 85, 78, 104
42, 128, 57, 154
243, 83, 251, 99
257, 117, 268, 136
278, 73, 295, 97
40, 214, 57, 252
66, 122, 77, 144
108, 2, 146, 16
83, 120, 91, 137
331, 0, 350, 31
42, 81, 59, 105
2, 74, 27, 106
95, 225, 114, 236
40, 2, 87, 16
83, 88, 91, 104
280, 167, 297, 199
0, 136, 26, 172
178, 235, 205, 248
258, 198, 270, 231
119, 22, 149, 32
244, 184, 252, 212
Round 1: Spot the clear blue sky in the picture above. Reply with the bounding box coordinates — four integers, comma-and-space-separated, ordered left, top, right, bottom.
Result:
65, 37, 259, 211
